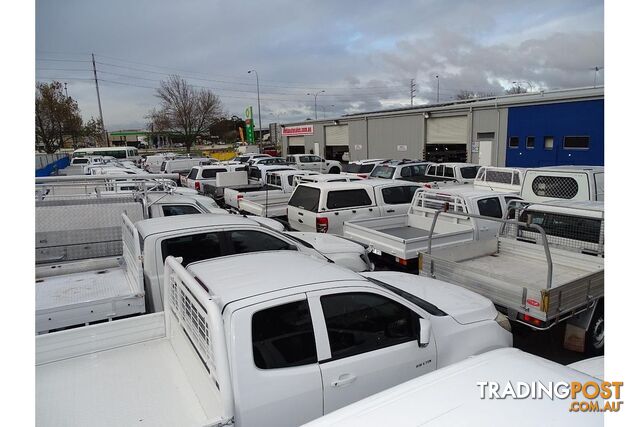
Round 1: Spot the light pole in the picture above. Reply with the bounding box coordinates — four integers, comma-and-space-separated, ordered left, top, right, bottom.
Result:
306, 90, 325, 120
435, 75, 440, 103
247, 70, 262, 143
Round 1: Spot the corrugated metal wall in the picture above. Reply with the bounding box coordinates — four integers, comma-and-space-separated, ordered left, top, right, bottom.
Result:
367, 115, 424, 160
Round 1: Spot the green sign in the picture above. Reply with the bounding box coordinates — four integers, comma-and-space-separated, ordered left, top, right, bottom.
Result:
244, 106, 255, 143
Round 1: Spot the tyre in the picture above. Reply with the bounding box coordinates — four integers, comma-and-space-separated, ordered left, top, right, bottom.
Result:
586, 303, 604, 355
329, 167, 340, 174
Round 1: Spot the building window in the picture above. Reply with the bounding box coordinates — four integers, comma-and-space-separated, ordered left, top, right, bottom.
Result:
563, 136, 590, 150
509, 136, 519, 148
544, 136, 554, 150
477, 132, 495, 140
526, 136, 535, 149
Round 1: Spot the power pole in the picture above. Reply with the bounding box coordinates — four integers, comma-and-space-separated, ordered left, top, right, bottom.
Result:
64, 82, 68, 98
410, 79, 416, 106
435, 75, 440, 103
91, 53, 109, 146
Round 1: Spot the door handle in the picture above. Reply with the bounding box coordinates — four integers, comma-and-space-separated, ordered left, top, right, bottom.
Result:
298, 212, 304, 216
387, 209, 395, 213
298, 219, 303, 223
331, 373, 357, 388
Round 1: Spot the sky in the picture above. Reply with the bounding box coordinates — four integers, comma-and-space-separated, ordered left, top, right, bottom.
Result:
36, 0, 604, 131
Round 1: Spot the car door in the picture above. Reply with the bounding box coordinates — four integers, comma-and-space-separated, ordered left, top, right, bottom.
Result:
474, 196, 504, 240
308, 155, 324, 172
230, 295, 324, 427
307, 288, 437, 413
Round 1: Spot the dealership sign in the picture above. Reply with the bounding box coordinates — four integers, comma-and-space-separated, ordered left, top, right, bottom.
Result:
283, 125, 314, 136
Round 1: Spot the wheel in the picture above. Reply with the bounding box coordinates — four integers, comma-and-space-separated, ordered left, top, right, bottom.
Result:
586, 303, 604, 355
329, 167, 340, 174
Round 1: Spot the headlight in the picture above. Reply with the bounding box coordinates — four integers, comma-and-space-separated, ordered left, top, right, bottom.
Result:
495, 312, 512, 332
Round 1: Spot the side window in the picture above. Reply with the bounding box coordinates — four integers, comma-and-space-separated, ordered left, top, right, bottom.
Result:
299, 156, 310, 163
427, 165, 437, 175
187, 168, 198, 180
444, 167, 454, 178
436, 165, 444, 176
310, 156, 322, 162
228, 230, 296, 254
326, 189, 372, 209
594, 173, 604, 201
252, 300, 318, 369
400, 167, 411, 178
382, 186, 417, 205
161, 205, 202, 216
504, 196, 522, 219
160, 232, 224, 265
320, 292, 419, 360
476, 197, 503, 218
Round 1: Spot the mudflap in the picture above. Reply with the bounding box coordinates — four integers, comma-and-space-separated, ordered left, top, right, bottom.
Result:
563, 302, 598, 353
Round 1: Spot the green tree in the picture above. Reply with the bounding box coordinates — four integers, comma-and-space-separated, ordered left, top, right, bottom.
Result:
35, 81, 83, 153
148, 75, 223, 152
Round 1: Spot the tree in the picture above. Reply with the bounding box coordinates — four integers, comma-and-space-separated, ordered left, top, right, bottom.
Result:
148, 75, 223, 152
82, 117, 105, 147
35, 81, 83, 153
505, 85, 528, 95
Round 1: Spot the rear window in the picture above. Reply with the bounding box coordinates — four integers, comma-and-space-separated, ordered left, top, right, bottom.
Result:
326, 189, 372, 209
460, 166, 480, 179
202, 168, 227, 179
531, 176, 579, 199
521, 211, 602, 244
345, 163, 375, 174
73, 158, 89, 164
288, 186, 321, 212
370, 165, 396, 179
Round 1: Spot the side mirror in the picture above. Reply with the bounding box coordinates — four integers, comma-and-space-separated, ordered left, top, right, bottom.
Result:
419, 317, 431, 347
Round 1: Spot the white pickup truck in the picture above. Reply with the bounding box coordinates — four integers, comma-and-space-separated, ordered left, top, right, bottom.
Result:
286, 154, 342, 173
35, 213, 375, 334
235, 170, 320, 217
419, 212, 604, 354
36, 251, 512, 427
35, 174, 234, 264
288, 180, 422, 235
343, 187, 520, 267
473, 166, 526, 193
424, 162, 481, 184
184, 164, 248, 192
304, 348, 604, 427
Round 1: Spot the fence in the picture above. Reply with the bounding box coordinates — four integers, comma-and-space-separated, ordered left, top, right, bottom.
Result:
36, 153, 71, 177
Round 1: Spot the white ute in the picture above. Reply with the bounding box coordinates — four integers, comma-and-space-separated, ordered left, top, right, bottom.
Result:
286, 154, 343, 173
343, 187, 520, 267
303, 348, 603, 427
36, 251, 512, 427
287, 180, 422, 235
521, 166, 604, 203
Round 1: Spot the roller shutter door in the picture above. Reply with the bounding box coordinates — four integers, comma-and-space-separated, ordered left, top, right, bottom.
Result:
426, 116, 468, 145
288, 136, 305, 146
325, 125, 349, 146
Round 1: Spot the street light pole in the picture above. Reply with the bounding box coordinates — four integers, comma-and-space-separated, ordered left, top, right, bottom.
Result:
248, 70, 262, 143
307, 90, 325, 120
435, 75, 440, 103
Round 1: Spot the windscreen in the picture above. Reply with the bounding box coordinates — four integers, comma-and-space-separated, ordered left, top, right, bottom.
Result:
370, 165, 396, 179
288, 186, 321, 212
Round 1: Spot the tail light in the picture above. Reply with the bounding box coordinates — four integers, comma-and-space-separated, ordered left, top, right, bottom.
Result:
237, 194, 244, 201
520, 314, 543, 327
395, 257, 408, 266
423, 183, 432, 188
195, 181, 201, 191
316, 217, 329, 233
357, 174, 368, 178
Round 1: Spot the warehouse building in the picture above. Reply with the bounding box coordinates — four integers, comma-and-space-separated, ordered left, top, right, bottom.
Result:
280, 86, 603, 167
